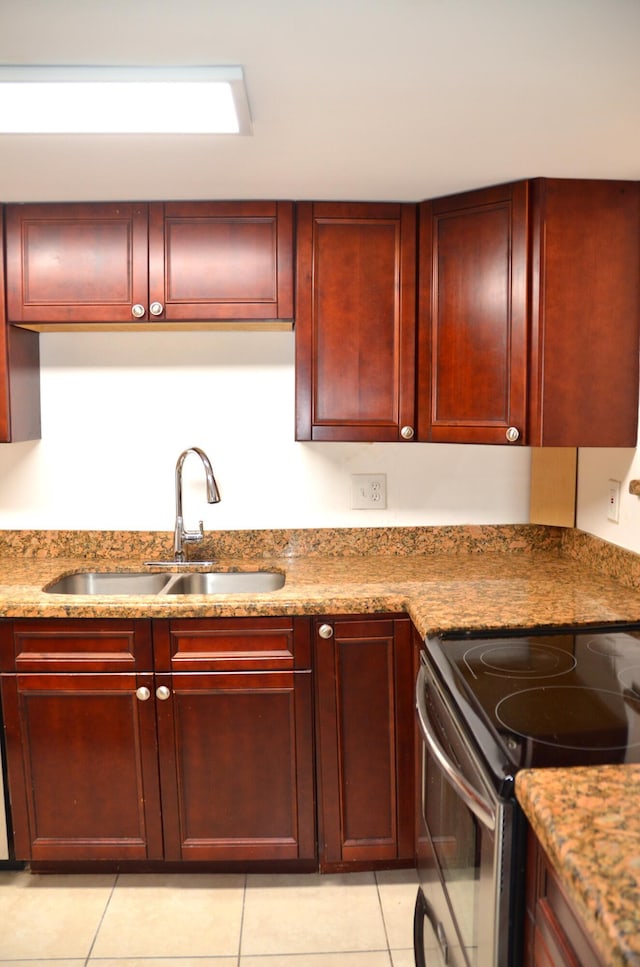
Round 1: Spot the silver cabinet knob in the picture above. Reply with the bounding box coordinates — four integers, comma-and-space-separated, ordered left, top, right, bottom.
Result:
156, 685, 171, 701
318, 623, 334, 639
131, 304, 146, 319
400, 425, 415, 440
506, 426, 520, 443
136, 686, 151, 701
149, 302, 164, 316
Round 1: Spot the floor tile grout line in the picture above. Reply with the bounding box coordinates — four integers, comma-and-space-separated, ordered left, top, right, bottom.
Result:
374, 871, 395, 966
237, 872, 247, 966
83, 870, 120, 966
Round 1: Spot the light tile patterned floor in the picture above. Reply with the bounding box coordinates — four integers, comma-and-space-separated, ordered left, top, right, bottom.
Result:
0, 867, 418, 966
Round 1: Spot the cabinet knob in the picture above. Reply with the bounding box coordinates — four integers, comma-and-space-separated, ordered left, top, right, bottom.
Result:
136, 686, 151, 701
131, 304, 146, 319
506, 426, 520, 443
156, 685, 171, 701
149, 301, 164, 317
400, 425, 415, 440
318, 623, 334, 639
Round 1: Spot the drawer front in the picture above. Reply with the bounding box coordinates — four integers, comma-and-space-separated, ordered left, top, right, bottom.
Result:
0, 619, 153, 672
154, 617, 311, 672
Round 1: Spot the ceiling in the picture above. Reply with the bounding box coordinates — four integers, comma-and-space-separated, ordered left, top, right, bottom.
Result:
1, 0, 639, 203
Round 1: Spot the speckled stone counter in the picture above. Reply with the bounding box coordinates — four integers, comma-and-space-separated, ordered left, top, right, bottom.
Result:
517, 765, 640, 967
1, 525, 640, 636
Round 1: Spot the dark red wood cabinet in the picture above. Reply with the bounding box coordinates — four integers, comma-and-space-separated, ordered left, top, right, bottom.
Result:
418, 181, 529, 445
0, 207, 41, 442
313, 614, 414, 870
295, 201, 417, 442
0, 616, 314, 865
418, 178, 640, 446
524, 828, 607, 967
5, 201, 294, 326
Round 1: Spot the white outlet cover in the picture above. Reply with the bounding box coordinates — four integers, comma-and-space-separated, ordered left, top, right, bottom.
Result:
351, 474, 387, 509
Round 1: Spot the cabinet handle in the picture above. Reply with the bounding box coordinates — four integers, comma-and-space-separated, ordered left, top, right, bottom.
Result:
400, 425, 415, 440
506, 426, 520, 443
136, 686, 151, 701
318, 623, 334, 639
156, 685, 171, 701
131, 304, 146, 319
149, 302, 164, 316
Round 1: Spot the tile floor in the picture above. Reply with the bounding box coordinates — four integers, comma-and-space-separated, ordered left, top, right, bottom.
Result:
0, 867, 419, 966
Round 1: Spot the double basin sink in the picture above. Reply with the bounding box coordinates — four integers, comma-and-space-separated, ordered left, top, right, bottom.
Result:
44, 570, 285, 596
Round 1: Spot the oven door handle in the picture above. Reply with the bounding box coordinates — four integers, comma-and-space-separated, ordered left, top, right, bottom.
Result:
416, 663, 496, 832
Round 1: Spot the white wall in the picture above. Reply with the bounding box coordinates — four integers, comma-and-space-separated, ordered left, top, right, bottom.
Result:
0, 332, 531, 531
577, 445, 640, 553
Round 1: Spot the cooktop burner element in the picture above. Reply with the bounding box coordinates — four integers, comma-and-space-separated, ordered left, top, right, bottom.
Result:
468, 641, 577, 678
425, 625, 640, 776
496, 685, 640, 751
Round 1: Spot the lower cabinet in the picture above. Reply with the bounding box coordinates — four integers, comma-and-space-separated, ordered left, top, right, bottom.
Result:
524, 828, 607, 967
0, 616, 315, 865
313, 614, 414, 870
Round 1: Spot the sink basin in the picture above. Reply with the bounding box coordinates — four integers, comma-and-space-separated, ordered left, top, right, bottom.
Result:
44, 570, 285, 596
44, 571, 173, 595
164, 571, 285, 594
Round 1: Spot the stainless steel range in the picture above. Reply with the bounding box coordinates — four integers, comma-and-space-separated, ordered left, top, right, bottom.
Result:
414, 623, 640, 967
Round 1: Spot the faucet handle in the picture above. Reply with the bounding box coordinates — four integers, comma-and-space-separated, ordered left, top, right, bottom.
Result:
182, 520, 205, 544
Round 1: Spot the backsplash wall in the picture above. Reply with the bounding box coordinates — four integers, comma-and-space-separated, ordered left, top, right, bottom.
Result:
0, 331, 531, 531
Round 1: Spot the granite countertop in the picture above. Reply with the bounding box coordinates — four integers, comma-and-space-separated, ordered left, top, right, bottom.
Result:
517, 765, 640, 967
1, 525, 640, 637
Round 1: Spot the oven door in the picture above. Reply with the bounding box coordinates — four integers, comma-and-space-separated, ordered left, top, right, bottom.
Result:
415, 657, 515, 967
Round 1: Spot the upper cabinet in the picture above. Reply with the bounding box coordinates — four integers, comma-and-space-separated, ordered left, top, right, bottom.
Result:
295, 201, 417, 442
418, 178, 640, 446
5, 201, 294, 328
417, 181, 528, 445
0, 207, 41, 442
527, 179, 639, 447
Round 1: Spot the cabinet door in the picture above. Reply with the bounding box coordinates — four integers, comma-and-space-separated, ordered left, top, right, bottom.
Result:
314, 616, 414, 868
0, 208, 41, 441
156, 669, 315, 862
1, 672, 163, 862
418, 182, 528, 444
528, 178, 640, 447
148, 201, 294, 322
5, 203, 149, 325
296, 202, 417, 441
525, 829, 607, 967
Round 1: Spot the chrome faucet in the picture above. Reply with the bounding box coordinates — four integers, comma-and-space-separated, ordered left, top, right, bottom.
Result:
173, 447, 221, 562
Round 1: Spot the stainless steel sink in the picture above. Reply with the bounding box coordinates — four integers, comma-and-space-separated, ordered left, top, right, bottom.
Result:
44, 571, 174, 595
44, 570, 285, 596
163, 571, 285, 594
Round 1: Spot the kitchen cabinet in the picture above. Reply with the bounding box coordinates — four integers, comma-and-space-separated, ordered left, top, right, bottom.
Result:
524, 827, 606, 967
417, 181, 528, 444
5, 201, 294, 328
0, 616, 314, 866
295, 201, 417, 442
313, 614, 414, 870
0, 207, 41, 441
418, 178, 640, 446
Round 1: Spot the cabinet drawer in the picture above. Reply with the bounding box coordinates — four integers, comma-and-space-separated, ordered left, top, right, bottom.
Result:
154, 617, 311, 671
0, 619, 153, 672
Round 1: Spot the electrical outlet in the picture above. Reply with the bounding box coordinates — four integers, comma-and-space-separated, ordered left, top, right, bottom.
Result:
351, 474, 387, 509
607, 479, 621, 523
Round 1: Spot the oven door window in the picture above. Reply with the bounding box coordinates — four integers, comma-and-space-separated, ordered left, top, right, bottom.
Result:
417, 671, 503, 967
424, 740, 482, 958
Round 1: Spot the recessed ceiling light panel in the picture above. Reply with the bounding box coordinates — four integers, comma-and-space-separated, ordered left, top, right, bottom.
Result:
0, 65, 252, 134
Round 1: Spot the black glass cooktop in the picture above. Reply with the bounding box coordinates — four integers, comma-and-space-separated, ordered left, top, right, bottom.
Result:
424, 625, 640, 775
